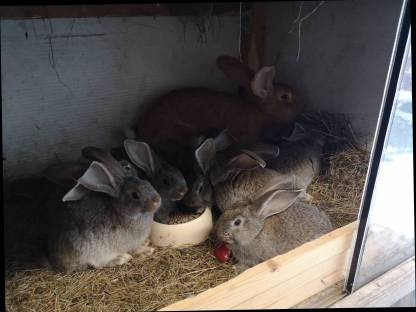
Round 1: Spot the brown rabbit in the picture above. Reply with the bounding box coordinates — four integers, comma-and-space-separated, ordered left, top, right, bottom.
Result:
128, 55, 302, 168
215, 175, 333, 272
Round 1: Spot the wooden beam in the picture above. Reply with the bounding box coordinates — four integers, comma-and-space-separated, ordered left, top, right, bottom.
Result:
244, 252, 347, 309
160, 221, 357, 310
293, 280, 347, 308
0, 5, 170, 19
247, 2, 267, 71
0, 4, 242, 19
330, 256, 415, 308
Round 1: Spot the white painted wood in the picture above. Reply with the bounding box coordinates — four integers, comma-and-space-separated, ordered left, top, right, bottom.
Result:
1, 16, 239, 179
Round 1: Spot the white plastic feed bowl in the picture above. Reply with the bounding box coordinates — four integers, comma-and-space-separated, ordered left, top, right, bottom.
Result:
150, 208, 213, 248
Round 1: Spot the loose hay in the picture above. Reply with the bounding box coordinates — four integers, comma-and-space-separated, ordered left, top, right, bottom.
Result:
5, 147, 370, 311
309, 146, 370, 229
5, 236, 237, 312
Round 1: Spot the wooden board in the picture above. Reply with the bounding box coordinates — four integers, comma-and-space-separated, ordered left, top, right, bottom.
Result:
0, 4, 242, 19
330, 256, 415, 308
160, 221, 357, 310
292, 280, 347, 308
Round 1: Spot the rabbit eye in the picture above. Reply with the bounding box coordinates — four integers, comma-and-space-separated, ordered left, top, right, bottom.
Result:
163, 178, 170, 187
198, 185, 203, 193
131, 191, 140, 200
280, 93, 289, 100
234, 219, 241, 226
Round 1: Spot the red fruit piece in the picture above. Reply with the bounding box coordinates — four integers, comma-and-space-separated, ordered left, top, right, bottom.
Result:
214, 243, 231, 263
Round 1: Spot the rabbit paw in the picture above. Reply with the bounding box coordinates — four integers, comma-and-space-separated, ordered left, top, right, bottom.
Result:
107, 253, 133, 267
133, 245, 155, 256
233, 263, 249, 274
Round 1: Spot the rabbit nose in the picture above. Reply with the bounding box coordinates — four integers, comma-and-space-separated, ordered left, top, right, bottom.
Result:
176, 187, 188, 197
148, 195, 162, 211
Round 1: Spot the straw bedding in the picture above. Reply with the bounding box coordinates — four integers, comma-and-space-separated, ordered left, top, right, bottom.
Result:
5, 137, 370, 311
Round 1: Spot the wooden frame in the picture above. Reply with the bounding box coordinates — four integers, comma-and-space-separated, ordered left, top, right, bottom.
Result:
0, 4, 243, 19
160, 221, 357, 310
331, 256, 415, 308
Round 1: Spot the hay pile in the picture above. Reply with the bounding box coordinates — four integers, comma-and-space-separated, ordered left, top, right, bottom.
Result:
309, 147, 370, 229
5, 146, 370, 311
5, 236, 237, 311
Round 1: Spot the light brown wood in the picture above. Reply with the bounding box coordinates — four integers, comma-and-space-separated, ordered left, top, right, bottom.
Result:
293, 280, 347, 308
253, 255, 346, 309
251, 2, 267, 69
160, 221, 357, 310
245, 3, 267, 71
330, 256, 415, 308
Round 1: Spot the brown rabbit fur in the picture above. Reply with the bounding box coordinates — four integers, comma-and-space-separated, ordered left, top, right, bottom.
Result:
215, 176, 332, 272
131, 56, 302, 168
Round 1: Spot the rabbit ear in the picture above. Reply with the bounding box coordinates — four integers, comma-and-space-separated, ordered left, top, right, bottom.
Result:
43, 162, 89, 187
259, 173, 297, 196
251, 66, 275, 99
248, 143, 280, 161
226, 150, 266, 170
281, 122, 306, 142
123, 139, 156, 177
62, 183, 90, 202
213, 129, 236, 152
190, 135, 206, 149
81, 146, 125, 183
62, 161, 120, 201
256, 188, 304, 220
216, 55, 255, 89
195, 138, 216, 176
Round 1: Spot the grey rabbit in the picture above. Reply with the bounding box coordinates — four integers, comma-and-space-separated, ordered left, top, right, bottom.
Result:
120, 139, 188, 224
194, 121, 325, 211
214, 174, 333, 272
47, 145, 162, 272
181, 129, 237, 214
193, 133, 286, 213
265, 121, 325, 196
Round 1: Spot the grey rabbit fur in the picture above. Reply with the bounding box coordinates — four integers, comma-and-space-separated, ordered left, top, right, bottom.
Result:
181, 129, 237, 214
47, 145, 162, 272
182, 129, 281, 214
194, 120, 325, 211
214, 174, 332, 272
266, 121, 325, 193
115, 139, 188, 224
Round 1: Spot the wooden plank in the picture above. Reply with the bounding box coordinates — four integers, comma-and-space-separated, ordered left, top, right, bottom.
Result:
391, 289, 415, 307
235, 251, 348, 309
293, 280, 347, 308
0, 4, 242, 19
247, 2, 267, 71
330, 256, 415, 308
160, 221, 357, 311
268, 270, 344, 309
0, 5, 170, 19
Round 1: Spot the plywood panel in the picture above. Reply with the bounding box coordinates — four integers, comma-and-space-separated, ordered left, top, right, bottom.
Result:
1, 17, 240, 179
263, 0, 404, 144
160, 221, 357, 310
